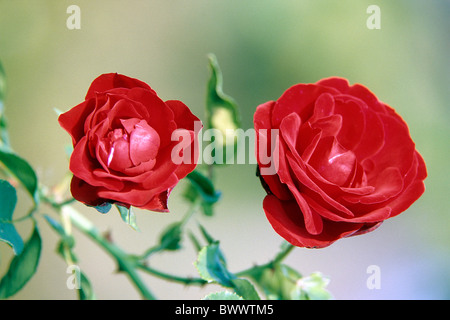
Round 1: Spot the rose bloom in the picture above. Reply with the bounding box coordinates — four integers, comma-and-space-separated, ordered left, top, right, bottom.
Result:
255, 77, 427, 248
59, 73, 201, 212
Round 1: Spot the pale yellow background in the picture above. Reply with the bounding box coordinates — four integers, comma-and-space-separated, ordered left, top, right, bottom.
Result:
0, 0, 448, 299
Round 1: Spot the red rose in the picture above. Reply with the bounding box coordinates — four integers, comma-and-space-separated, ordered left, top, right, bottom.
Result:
58, 73, 201, 212
254, 77, 427, 248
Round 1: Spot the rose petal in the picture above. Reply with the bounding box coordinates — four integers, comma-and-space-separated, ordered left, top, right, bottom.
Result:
70, 136, 124, 191
310, 92, 335, 122
272, 84, 339, 127
165, 100, 201, 131
263, 195, 362, 248
333, 95, 365, 151
85, 73, 156, 100
308, 136, 357, 187
125, 88, 177, 148
140, 190, 171, 212
70, 176, 105, 207
129, 120, 160, 167
58, 99, 96, 145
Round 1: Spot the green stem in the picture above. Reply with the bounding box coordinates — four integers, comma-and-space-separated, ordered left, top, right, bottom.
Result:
60, 205, 156, 300
236, 241, 295, 278
180, 197, 201, 227
138, 263, 207, 286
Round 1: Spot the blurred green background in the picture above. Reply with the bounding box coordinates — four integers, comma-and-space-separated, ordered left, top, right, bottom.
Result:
0, 0, 449, 299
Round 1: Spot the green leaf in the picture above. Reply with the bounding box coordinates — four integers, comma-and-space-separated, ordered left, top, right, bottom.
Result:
231, 278, 261, 300
78, 271, 96, 300
205, 54, 241, 164
0, 179, 23, 255
206, 54, 241, 131
0, 225, 42, 299
195, 242, 234, 287
116, 205, 139, 231
158, 222, 183, 251
198, 223, 216, 245
202, 291, 243, 300
194, 242, 260, 300
186, 170, 221, 204
184, 170, 221, 217
0, 148, 39, 204
187, 230, 202, 252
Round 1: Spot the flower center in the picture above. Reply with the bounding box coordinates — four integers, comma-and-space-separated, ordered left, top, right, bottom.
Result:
106, 119, 160, 172
309, 137, 357, 186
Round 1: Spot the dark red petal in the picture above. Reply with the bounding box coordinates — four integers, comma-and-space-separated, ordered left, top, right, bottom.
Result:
166, 100, 202, 180
316, 77, 386, 113
387, 152, 427, 217
367, 113, 416, 179
333, 95, 366, 151
70, 136, 124, 191
263, 195, 361, 248
85, 73, 155, 100
125, 88, 177, 148
129, 120, 160, 167
308, 136, 357, 187
343, 167, 404, 204
140, 190, 171, 212
272, 84, 339, 127
284, 152, 354, 217
310, 92, 335, 122
58, 99, 96, 145
97, 173, 178, 208
352, 107, 385, 161
165, 100, 201, 131
254, 101, 275, 131
316, 77, 351, 93
70, 176, 104, 207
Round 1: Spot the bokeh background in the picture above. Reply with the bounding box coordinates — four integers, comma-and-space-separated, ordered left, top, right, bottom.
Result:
0, 0, 449, 300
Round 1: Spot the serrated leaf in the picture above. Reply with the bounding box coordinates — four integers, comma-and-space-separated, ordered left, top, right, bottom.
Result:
0, 149, 38, 204
195, 242, 234, 287
231, 278, 260, 300
202, 291, 243, 300
194, 241, 260, 300
0, 225, 41, 299
0, 179, 23, 255
116, 205, 139, 231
